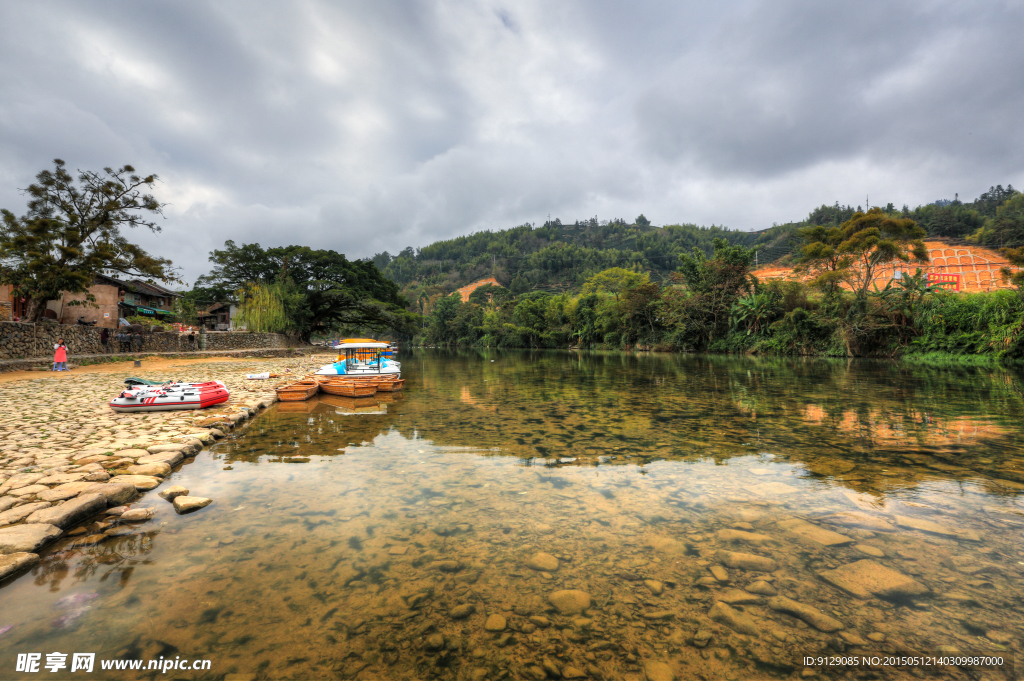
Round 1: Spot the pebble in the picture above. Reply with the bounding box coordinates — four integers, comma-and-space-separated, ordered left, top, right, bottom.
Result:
744, 580, 777, 596
450, 604, 476, 620
644, 579, 664, 595
525, 551, 559, 572
483, 614, 506, 631
767, 596, 844, 632
548, 590, 591, 614
643, 660, 676, 681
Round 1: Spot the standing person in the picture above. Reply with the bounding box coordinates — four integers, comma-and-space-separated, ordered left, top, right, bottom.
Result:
188, 329, 196, 351
100, 327, 110, 354
53, 339, 68, 371
132, 330, 143, 352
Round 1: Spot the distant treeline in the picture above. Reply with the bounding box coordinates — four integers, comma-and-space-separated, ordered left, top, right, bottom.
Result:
372, 184, 1023, 314
413, 196, 1024, 361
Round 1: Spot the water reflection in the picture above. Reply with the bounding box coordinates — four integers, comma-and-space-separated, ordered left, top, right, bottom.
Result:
0, 350, 1021, 680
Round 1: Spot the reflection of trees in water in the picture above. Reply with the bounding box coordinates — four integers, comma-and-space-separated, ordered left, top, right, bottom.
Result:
216, 349, 1024, 494
35, 533, 157, 592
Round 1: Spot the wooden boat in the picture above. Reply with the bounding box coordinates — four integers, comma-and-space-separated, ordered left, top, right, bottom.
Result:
375, 378, 405, 392
275, 379, 320, 401
320, 381, 377, 398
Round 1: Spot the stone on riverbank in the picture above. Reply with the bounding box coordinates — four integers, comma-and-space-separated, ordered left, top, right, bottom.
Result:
0, 524, 62, 553
0, 552, 39, 581
172, 496, 212, 514
126, 463, 171, 477
137, 451, 184, 467
818, 559, 928, 600
113, 475, 161, 491
80, 482, 136, 506
548, 590, 591, 614
158, 486, 189, 501
26, 494, 105, 529
119, 508, 154, 522
0, 502, 51, 528
37, 482, 95, 502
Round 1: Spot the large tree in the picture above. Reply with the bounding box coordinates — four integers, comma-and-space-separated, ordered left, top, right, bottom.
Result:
0, 159, 174, 321
197, 241, 414, 341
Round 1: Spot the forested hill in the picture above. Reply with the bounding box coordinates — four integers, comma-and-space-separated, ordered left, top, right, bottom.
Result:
370, 184, 1022, 304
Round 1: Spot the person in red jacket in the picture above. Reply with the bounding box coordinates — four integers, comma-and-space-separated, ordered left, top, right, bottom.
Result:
53, 339, 68, 371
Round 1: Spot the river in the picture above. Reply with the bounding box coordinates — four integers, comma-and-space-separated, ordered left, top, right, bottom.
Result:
1, 350, 1022, 680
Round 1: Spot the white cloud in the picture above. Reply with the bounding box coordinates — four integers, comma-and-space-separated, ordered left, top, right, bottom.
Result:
0, 0, 1021, 282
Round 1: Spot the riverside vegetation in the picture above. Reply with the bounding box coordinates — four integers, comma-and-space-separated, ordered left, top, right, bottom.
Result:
0, 350, 1020, 680
371, 186, 1024, 361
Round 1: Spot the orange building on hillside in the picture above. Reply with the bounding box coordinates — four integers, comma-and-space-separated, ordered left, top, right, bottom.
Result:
456, 277, 503, 302
752, 240, 1021, 293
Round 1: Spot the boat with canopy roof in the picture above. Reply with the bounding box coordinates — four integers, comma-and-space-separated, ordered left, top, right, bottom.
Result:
314, 341, 401, 378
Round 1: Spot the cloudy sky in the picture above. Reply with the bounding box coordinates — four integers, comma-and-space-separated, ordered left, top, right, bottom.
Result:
1, 0, 1022, 283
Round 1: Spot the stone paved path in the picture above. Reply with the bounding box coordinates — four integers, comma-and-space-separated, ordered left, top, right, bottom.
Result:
0, 356, 327, 582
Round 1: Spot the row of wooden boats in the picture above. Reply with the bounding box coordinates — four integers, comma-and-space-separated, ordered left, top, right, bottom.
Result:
276, 375, 405, 402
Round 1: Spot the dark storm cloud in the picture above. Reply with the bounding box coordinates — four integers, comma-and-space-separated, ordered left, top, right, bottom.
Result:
0, 0, 1021, 282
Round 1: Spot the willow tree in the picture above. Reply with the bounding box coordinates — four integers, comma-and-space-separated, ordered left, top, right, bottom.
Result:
235, 282, 292, 333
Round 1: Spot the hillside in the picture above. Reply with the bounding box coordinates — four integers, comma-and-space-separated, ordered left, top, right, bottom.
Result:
371, 184, 1022, 307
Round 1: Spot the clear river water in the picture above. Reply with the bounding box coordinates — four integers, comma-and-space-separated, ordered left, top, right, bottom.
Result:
1, 350, 1023, 680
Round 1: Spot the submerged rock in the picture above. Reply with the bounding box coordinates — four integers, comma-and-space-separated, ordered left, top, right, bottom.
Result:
708, 601, 760, 636
818, 559, 929, 600
717, 529, 772, 544
450, 604, 476, 620
777, 518, 853, 546
643, 661, 676, 681
0, 552, 39, 581
716, 550, 777, 572
548, 590, 591, 614
525, 552, 559, 572
745, 580, 777, 596
767, 596, 844, 632
483, 614, 506, 631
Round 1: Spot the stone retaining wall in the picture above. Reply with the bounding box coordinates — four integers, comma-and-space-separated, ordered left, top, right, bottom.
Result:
0, 322, 295, 360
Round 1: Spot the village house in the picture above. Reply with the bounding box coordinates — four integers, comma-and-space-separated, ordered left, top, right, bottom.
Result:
0, 274, 182, 327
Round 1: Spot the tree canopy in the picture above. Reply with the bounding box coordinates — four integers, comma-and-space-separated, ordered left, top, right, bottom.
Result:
196, 241, 413, 340
0, 159, 174, 321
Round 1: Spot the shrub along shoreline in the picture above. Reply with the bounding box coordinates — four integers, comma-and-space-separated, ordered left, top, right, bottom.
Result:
418, 223, 1024, 363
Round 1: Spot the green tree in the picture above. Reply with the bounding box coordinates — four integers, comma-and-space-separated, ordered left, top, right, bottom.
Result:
197, 242, 412, 341
0, 159, 174, 321
1001, 247, 1024, 296
581, 267, 648, 302
795, 224, 848, 298
835, 208, 929, 298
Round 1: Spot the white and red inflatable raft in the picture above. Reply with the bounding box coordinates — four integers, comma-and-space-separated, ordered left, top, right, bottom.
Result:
109, 381, 230, 413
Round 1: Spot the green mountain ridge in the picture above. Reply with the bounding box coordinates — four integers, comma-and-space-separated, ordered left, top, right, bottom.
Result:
370, 184, 1022, 305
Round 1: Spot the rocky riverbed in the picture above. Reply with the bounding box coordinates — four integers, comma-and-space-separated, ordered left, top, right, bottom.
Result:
0, 357, 328, 583
1, 351, 1022, 681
